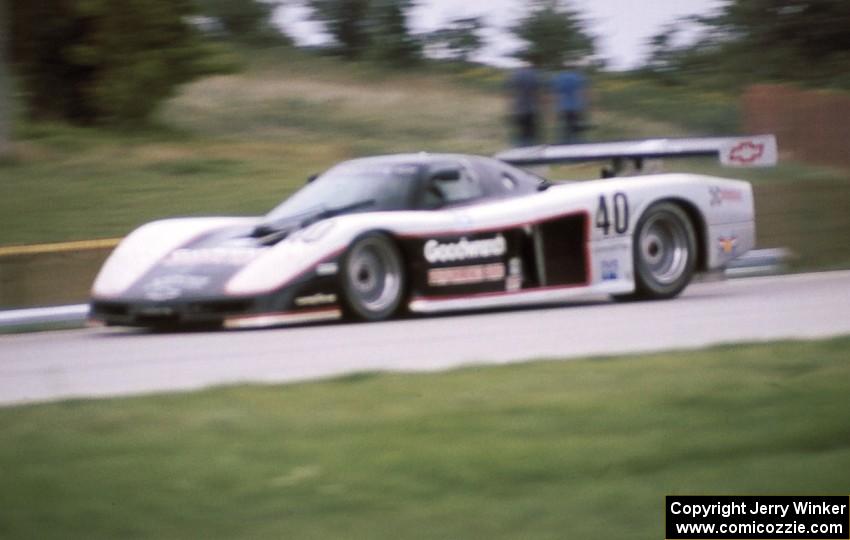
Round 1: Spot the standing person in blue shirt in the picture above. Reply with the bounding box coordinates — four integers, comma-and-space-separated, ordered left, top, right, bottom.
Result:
552, 68, 588, 144
507, 58, 543, 147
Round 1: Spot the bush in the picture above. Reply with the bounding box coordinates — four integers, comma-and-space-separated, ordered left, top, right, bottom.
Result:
10, 0, 221, 125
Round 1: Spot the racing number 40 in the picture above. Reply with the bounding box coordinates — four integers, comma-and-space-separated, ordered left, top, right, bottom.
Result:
596, 192, 629, 235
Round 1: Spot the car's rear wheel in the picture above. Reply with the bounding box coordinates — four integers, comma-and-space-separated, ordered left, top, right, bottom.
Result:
340, 233, 406, 321
620, 202, 697, 300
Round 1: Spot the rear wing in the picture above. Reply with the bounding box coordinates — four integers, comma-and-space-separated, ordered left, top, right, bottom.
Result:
495, 135, 777, 173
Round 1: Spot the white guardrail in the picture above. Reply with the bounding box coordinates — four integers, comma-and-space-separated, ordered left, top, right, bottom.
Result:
0, 304, 91, 328
0, 249, 791, 329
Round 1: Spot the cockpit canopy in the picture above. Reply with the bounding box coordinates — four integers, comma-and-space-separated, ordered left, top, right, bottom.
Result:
264, 153, 547, 224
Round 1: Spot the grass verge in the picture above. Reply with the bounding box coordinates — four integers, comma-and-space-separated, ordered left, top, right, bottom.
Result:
1, 336, 848, 539
594, 74, 741, 136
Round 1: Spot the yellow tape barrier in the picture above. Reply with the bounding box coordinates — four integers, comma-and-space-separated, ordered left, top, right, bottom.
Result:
0, 238, 121, 257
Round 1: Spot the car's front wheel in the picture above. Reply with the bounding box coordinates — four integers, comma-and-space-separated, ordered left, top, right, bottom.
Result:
621, 202, 697, 300
340, 233, 406, 321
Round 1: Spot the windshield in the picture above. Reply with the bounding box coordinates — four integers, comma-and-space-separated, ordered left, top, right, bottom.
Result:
265, 161, 421, 221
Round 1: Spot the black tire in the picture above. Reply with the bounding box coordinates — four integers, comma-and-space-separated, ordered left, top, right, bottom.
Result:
618, 202, 697, 301
339, 233, 406, 321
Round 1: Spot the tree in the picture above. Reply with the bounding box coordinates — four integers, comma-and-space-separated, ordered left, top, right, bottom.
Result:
366, 0, 420, 65
195, 0, 288, 45
714, 0, 850, 59
10, 0, 214, 125
0, 0, 11, 157
710, 0, 850, 83
423, 16, 484, 63
642, 18, 723, 83
307, 0, 420, 63
509, 0, 594, 69
308, 0, 373, 59
645, 0, 850, 87
645, 23, 683, 75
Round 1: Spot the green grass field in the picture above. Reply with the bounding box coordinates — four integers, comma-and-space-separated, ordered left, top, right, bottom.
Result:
0, 336, 848, 538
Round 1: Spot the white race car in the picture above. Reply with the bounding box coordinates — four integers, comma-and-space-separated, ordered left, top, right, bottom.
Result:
89, 135, 775, 329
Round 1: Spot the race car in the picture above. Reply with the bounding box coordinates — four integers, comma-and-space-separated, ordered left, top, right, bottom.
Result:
89, 135, 775, 329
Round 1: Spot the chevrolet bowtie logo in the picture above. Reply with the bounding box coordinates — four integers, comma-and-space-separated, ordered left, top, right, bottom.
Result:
728, 141, 765, 165
718, 236, 738, 254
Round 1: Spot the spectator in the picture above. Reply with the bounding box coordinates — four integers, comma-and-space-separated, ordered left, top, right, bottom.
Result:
507, 61, 543, 147
552, 68, 587, 144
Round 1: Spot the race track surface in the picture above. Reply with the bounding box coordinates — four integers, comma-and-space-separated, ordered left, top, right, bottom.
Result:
2, 270, 850, 406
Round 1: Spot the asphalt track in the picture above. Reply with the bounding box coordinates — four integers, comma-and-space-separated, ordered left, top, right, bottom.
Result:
2, 270, 850, 406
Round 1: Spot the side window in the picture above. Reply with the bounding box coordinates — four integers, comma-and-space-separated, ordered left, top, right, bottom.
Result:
422, 163, 483, 208
501, 162, 548, 194
435, 173, 481, 202
474, 157, 540, 197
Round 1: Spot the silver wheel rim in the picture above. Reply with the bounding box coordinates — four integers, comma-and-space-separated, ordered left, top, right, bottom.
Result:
639, 211, 689, 285
347, 237, 402, 313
